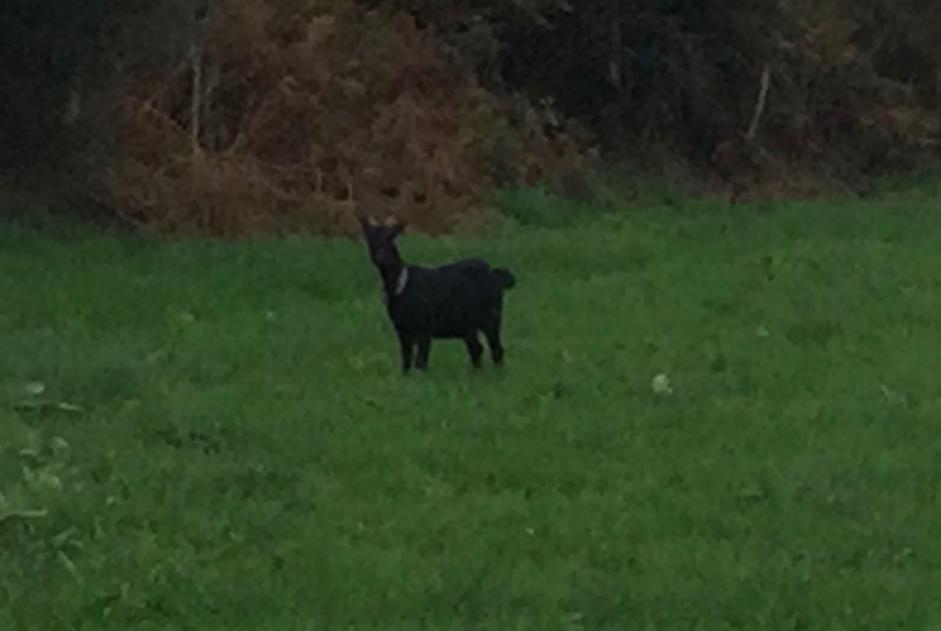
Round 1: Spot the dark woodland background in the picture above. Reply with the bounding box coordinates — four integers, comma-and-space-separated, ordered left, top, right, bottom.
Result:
3, 0, 941, 236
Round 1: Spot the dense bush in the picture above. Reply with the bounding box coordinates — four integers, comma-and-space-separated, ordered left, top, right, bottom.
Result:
91, 0, 585, 236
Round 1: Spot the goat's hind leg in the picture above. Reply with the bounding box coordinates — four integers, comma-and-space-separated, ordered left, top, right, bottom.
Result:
482, 315, 505, 366
463, 332, 484, 369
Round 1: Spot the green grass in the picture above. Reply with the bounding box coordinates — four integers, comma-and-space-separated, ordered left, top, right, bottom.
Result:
3, 196, 941, 629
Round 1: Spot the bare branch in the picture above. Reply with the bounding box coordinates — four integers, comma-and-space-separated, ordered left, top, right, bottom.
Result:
746, 64, 771, 143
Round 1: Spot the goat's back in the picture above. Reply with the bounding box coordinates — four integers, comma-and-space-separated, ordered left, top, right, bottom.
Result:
411, 257, 503, 301
389, 258, 508, 338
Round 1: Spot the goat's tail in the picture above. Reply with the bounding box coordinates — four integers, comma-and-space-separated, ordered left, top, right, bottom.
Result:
494, 267, 516, 290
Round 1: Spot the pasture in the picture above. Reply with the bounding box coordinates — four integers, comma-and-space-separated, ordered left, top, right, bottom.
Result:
2, 196, 941, 629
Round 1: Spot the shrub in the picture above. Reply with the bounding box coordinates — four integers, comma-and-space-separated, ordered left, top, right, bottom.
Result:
93, 0, 586, 237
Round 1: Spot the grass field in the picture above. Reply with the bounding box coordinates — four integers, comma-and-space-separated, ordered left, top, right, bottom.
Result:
2, 195, 941, 629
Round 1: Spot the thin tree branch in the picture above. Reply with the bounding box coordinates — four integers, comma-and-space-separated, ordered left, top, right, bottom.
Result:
746, 64, 771, 143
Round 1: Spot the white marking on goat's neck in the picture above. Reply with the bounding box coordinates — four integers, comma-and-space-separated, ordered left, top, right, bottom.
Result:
383, 267, 409, 305
395, 267, 409, 295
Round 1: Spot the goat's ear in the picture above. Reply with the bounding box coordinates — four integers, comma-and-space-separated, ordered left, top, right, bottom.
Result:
357, 215, 378, 234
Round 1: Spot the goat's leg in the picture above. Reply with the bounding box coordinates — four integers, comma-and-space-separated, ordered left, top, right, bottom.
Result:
482, 320, 505, 366
398, 333, 415, 373
464, 332, 484, 368
415, 336, 432, 371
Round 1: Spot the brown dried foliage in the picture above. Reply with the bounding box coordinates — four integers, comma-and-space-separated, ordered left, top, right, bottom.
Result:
97, 0, 583, 238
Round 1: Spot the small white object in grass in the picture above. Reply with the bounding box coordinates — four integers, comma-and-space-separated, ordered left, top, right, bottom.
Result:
651, 373, 673, 395
25, 382, 46, 396
757, 324, 770, 338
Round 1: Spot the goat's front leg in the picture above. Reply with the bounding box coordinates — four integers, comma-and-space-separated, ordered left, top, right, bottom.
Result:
398, 333, 415, 373
415, 336, 432, 371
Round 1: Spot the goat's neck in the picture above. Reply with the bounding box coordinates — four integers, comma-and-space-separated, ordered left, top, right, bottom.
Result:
378, 261, 406, 300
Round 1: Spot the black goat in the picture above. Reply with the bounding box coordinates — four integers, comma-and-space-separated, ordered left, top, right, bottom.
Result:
358, 216, 516, 373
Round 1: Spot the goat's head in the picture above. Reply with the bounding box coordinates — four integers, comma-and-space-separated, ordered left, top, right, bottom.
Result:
358, 215, 408, 270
